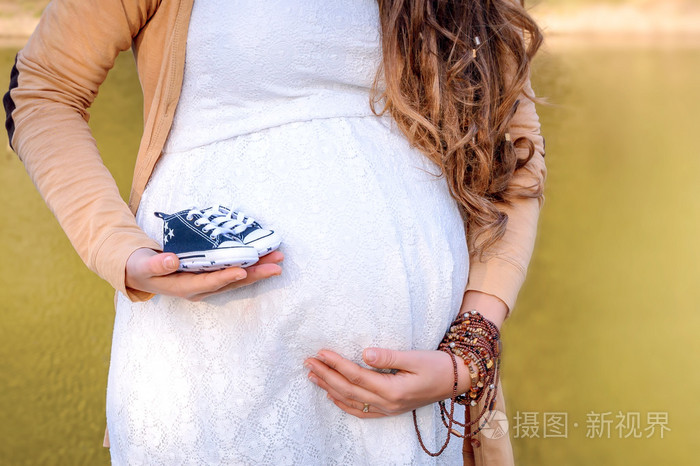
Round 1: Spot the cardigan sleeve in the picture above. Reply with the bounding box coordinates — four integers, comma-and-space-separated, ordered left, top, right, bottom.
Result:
3, 0, 161, 301
465, 75, 547, 318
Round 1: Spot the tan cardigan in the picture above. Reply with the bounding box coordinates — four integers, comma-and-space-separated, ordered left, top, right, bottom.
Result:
4, 0, 545, 463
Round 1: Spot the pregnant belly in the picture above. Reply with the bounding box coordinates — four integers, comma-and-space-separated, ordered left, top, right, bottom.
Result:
133, 115, 469, 362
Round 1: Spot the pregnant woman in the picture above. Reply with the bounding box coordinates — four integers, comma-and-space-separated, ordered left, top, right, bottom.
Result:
4, 0, 545, 464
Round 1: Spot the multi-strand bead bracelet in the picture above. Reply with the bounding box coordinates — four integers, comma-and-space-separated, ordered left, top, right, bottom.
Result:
413, 309, 502, 456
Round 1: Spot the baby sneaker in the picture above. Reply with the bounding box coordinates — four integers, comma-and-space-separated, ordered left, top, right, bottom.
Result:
154, 207, 259, 272
214, 206, 282, 257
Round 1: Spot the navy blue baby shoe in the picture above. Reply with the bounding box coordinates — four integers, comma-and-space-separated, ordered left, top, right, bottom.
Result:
214, 206, 282, 256
154, 206, 260, 272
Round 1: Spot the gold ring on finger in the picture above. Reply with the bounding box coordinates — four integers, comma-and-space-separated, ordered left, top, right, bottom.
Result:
362, 403, 370, 413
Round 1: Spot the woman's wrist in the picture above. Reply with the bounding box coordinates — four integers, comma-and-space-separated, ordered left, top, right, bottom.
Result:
436, 291, 507, 397
441, 309, 501, 404
423, 308, 503, 448
453, 352, 473, 395
460, 290, 508, 330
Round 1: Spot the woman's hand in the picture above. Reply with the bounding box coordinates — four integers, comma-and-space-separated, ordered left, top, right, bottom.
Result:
125, 248, 283, 301
303, 348, 471, 418
304, 292, 507, 418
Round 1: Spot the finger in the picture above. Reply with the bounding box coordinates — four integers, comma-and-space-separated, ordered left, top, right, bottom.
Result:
305, 357, 384, 408
234, 262, 282, 286
362, 347, 423, 373
146, 252, 181, 277
307, 370, 388, 415
256, 250, 284, 264
183, 262, 283, 300
326, 394, 386, 419
193, 262, 283, 299
313, 350, 388, 394
152, 266, 247, 298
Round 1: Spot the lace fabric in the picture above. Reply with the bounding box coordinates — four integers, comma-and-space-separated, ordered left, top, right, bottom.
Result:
107, 1, 470, 464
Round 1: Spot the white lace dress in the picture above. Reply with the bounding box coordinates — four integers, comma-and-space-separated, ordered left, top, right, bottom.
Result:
106, 1, 469, 464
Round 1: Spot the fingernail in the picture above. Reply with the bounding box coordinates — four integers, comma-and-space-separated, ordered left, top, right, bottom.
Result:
308, 373, 318, 384
165, 257, 176, 269
315, 353, 326, 363
234, 272, 246, 280
303, 361, 311, 369
364, 349, 377, 363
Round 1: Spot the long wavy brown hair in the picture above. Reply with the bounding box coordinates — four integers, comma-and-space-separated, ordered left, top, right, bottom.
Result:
371, 0, 543, 257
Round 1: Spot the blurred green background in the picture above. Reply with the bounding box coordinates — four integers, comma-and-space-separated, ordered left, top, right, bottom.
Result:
1, 1, 699, 465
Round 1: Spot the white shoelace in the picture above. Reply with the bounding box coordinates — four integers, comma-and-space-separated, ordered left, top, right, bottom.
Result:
185, 206, 255, 239
218, 210, 256, 234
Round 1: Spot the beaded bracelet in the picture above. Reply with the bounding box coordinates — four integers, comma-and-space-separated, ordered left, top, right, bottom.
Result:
412, 350, 459, 457
443, 311, 501, 408
413, 309, 502, 456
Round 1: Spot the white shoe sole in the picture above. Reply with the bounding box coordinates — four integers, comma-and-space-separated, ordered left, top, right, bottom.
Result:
177, 247, 259, 272
247, 230, 282, 257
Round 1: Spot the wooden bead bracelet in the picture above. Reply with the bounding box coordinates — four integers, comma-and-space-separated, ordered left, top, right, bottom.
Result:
413, 309, 502, 456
